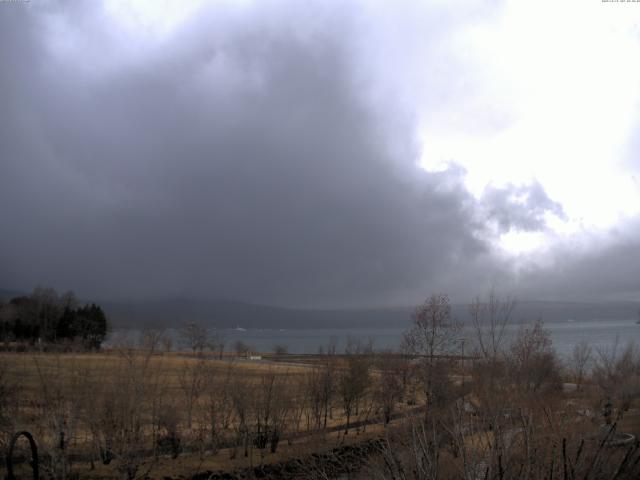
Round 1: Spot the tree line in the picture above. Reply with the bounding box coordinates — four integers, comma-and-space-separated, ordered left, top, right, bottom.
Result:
0, 287, 108, 349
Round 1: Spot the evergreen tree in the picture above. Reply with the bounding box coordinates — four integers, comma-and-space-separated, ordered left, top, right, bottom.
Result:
0, 288, 109, 349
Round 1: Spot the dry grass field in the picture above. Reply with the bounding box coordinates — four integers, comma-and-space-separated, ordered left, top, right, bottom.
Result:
5, 346, 640, 479
4, 304, 640, 479
0, 347, 415, 479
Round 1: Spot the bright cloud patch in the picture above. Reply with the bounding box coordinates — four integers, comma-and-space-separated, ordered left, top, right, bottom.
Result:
420, 0, 640, 240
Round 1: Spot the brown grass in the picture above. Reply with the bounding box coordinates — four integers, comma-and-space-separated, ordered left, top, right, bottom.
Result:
0, 350, 406, 479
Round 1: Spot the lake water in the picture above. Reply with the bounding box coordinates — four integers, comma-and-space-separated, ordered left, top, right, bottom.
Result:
110, 318, 640, 358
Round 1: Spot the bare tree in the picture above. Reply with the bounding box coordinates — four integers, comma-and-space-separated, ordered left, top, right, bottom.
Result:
229, 376, 252, 458
289, 374, 310, 438
303, 349, 336, 432
32, 287, 63, 342
148, 365, 171, 460
366, 401, 640, 480
467, 291, 517, 439
403, 293, 460, 412
59, 290, 78, 311
210, 330, 226, 359
178, 356, 208, 429
375, 350, 406, 425
32, 354, 84, 479
0, 361, 17, 451
305, 366, 325, 430
155, 403, 182, 459
234, 340, 249, 357
468, 290, 515, 361
593, 339, 640, 416
320, 341, 337, 427
338, 338, 372, 435
508, 320, 561, 394
180, 322, 209, 354
161, 334, 173, 353
251, 369, 291, 454
138, 327, 166, 353
201, 360, 235, 453
568, 338, 592, 388
86, 345, 164, 479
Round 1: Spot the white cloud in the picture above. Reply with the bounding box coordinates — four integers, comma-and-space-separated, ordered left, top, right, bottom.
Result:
104, 0, 208, 37
419, 0, 640, 249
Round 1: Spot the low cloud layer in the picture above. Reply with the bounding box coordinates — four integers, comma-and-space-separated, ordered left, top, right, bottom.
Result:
513, 218, 640, 302
1, 1, 638, 307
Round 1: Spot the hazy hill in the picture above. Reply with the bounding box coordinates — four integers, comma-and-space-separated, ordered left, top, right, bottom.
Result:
102, 298, 640, 330
0, 289, 24, 302
101, 299, 414, 329
508, 300, 640, 324
2, 287, 639, 329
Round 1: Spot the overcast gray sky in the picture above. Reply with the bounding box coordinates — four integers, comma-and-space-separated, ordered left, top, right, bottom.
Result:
1, 0, 639, 307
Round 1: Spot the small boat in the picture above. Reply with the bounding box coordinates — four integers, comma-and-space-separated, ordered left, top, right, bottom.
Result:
234, 325, 247, 332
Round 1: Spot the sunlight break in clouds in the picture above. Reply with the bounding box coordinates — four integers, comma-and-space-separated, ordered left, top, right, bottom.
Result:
104, 0, 208, 36
419, 0, 640, 254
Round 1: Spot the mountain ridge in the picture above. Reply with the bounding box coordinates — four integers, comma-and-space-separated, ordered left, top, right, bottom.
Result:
2, 288, 639, 329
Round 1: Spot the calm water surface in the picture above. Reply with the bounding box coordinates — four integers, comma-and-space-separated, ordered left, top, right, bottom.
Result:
110, 319, 640, 357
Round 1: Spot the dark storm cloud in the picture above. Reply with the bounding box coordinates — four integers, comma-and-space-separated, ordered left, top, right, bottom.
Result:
514, 218, 640, 302
3, 1, 634, 307
481, 181, 566, 233
0, 1, 496, 306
